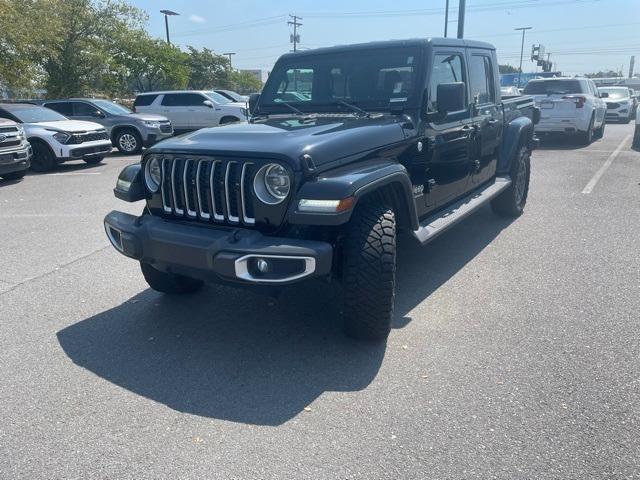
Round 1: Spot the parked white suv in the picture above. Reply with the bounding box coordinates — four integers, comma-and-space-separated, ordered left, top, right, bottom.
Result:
597, 86, 633, 123
0, 103, 112, 171
133, 90, 248, 132
523, 77, 607, 144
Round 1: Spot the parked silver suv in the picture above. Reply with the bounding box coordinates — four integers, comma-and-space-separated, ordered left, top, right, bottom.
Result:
43, 99, 173, 154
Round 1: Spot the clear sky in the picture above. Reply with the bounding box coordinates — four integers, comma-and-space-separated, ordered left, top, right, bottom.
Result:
130, 0, 640, 76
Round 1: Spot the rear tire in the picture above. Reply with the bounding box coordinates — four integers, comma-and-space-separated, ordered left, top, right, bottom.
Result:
30, 139, 57, 172
1, 170, 26, 180
579, 115, 595, 145
115, 129, 142, 154
341, 202, 396, 341
140, 262, 204, 294
594, 120, 605, 139
491, 145, 530, 218
83, 156, 104, 165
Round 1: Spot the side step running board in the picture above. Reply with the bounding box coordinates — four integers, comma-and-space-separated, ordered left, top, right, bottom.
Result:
412, 176, 512, 245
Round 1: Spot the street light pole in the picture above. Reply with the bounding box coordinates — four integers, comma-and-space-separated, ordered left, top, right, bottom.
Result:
223, 52, 236, 70
444, 0, 449, 37
160, 10, 179, 45
515, 26, 532, 88
456, 0, 466, 39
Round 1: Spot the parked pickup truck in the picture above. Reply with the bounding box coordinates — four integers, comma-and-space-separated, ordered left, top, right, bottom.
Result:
105, 38, 539, 340
0, 118, 32, 181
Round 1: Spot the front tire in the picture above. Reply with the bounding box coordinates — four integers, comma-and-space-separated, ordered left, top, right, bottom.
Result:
83, 156, 104, 165
1, 170, 26, 181
30, 140, 57, 172
140, 262, 204, 294
341, 202, 396, 340
491, 145, 531, 218
115, 129, 142, 154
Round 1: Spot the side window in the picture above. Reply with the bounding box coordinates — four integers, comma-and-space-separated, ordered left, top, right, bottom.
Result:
45, 102, 72, 116
183, 93, 208, 106
161, 93, 206, 107
73, 102, 99, 116
274, 68, 314, 103
133, 94, 158, 107
428, 53, 465, 112
468, 55, 494, 105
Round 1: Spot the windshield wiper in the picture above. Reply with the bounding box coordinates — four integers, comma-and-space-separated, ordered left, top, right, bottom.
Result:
335, 100, 370, 118
279, 101, 305, 116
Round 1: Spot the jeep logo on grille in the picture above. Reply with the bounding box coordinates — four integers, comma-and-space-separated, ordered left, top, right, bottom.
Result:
0, 134, 6, 143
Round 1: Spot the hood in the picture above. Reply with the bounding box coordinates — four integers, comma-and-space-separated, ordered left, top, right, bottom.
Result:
604, 97, 630, 104
30, 120, 105, 133
148, 115, 408, 170
0, 118, 18, 127
127, 113, 169, 122
223, 102, 248, 110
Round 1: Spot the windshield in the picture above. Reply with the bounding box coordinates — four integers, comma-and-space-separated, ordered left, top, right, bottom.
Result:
258, 47, 423, 114
218, 90, 244, 102
8, 105, 68, 123
92, 99, 132, 114
523, 80, 582, 95
204, 91, 233, 104
598, 87, 630, 99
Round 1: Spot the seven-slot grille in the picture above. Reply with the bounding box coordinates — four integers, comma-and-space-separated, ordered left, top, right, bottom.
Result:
160, 157, 256, 226
69, 130, 109, 144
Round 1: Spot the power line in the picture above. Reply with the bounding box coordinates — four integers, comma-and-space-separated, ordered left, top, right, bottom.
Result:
172, 15, 286, 38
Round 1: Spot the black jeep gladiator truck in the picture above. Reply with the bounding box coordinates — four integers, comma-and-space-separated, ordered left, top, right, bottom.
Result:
105, 38, 538, 340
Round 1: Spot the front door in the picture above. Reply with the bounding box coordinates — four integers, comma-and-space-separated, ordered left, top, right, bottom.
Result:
421, 50, 473, 210
467, 50, 501, 187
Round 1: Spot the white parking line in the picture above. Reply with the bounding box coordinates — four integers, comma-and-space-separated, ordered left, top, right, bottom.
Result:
582, 134, 632, 194
49, 172, 102, 176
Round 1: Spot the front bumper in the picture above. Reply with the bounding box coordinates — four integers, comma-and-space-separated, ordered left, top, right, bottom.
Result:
59, 140, 112, 160
143, 128, 173, 148
605, 107, 630, 121
0, 143, 32, 175
104, 211, 333, 285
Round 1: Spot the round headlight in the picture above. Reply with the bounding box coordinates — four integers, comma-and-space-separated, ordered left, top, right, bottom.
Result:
254, 163, 291, 205
145, 157, 161, 192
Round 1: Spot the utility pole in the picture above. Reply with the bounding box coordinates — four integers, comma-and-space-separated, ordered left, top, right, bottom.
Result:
160, 10, 179, 45
444, 0, 449, 37
223, 52, 236, 70
515, 27, 532, 87
629, 56, 635, 78
288, 15, 302, 52
456, 0, 466, 39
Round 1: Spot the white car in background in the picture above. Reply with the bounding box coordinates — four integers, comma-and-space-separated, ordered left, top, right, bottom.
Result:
598, 86, 633, 123
523, 77, 607, 144
133, 90, 248, 132
0, 103, 112, 171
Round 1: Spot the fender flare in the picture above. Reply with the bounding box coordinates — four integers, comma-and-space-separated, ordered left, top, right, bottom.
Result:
498, 116, 534, 174
288, 160, 419, 230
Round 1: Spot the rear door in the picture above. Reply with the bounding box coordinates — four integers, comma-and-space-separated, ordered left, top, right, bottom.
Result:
423, 49, 474, 209
466, 49, 501, 187
43, 101, 72, 118
160, 94, 192, 129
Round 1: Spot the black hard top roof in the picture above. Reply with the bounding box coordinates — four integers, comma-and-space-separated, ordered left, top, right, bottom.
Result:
278, 37, 495, 61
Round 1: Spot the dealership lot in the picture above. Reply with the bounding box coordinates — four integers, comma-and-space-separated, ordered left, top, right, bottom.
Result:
1, 124, 639, 478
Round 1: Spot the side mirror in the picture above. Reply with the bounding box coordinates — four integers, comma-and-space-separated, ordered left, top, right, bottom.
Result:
599, 92, 609, 98
203, 100, 214, 108
248, 93, 260, 114
436, 82, 466, 114
92, 110, 105, 118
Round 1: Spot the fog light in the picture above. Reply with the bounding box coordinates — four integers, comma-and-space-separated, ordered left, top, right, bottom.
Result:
256, 258, 269, 273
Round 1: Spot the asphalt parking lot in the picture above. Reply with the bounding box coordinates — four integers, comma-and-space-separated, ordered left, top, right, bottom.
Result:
1, 124, 639, 479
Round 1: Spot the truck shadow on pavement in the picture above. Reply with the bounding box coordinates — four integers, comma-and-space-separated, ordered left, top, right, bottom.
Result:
57, 206, 512, 426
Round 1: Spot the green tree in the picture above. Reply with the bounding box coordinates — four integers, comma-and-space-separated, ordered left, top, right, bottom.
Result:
229, 70, 263, 94
499, 64, 520, 74
42, 0, 146, 98
584, 70, 621, 79
186, 47, 230, 89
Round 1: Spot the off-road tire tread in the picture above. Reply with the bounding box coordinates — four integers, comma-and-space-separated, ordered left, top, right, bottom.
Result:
342, 202, 396, 340
491, 146, 530, 217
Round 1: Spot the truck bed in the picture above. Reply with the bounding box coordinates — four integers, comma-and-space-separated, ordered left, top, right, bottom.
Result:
502, 95, 536, 124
